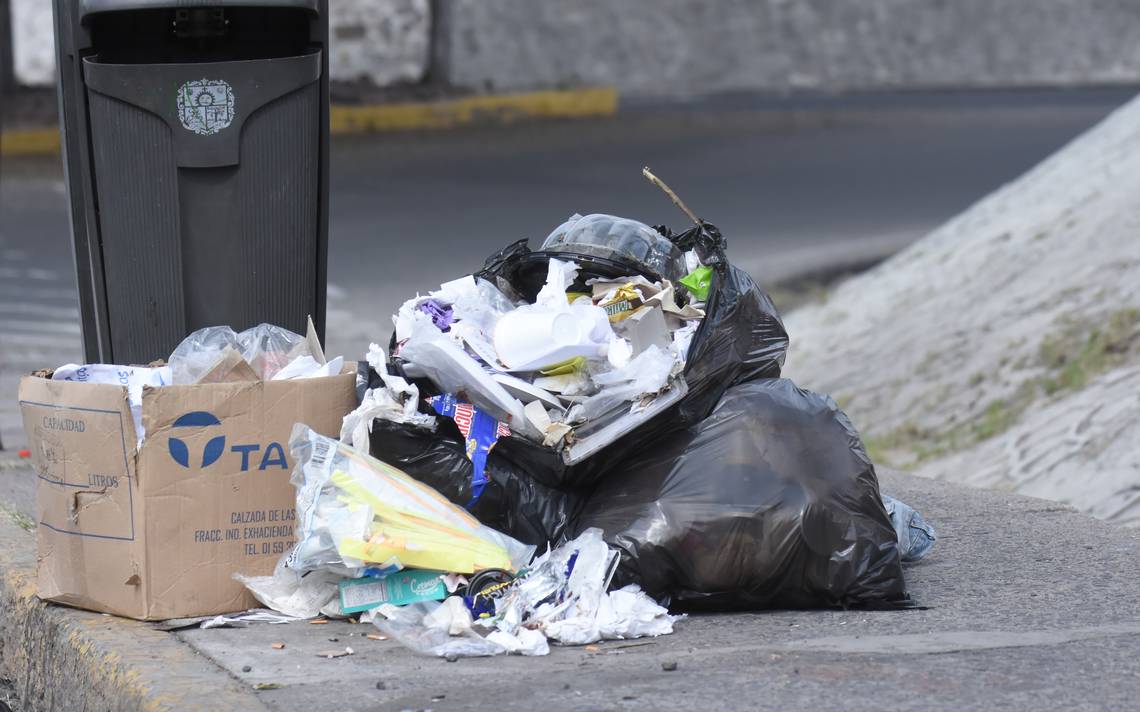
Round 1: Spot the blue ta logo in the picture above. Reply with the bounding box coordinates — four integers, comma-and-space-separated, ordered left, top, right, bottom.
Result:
168, 411, 226, 468
166, 411, 289, 472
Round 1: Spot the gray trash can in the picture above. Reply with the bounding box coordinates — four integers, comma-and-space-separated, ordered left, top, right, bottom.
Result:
54, 1, 330, 364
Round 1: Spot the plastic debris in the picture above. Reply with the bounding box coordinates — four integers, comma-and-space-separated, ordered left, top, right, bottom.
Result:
492, 258, 622, 371
372, 528, 679, 658
399, 312, 533, 434
169, 322, 342, 385
340, 346, 436, 452
565, 344, 678, 424
339, 570, 449, 613
375, 217, 788, 498
679, 265, 713, 301
238, 323, 310, 380
530, 213, 687, 286
286, 424, 534, 575
418, 299, 454, 331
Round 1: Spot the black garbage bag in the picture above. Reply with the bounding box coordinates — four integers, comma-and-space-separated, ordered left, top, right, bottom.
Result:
367, 418, 586, 547
390, 221, 789, 491
572, 379, 907, 610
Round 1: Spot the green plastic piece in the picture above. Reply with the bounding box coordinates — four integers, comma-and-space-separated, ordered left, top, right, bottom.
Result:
679, 265, 713, 301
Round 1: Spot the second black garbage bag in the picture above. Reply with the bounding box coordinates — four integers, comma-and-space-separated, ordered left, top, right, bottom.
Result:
367, 418, 586, 548
573, 378, 907, 610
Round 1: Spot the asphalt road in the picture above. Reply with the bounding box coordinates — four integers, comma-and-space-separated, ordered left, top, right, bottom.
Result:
0, 88, 1135, 449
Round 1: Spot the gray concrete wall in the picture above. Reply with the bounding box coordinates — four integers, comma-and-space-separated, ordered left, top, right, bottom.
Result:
436, 0, 1140, 96
9, 0, 432, 88
9, 0, 1140, 95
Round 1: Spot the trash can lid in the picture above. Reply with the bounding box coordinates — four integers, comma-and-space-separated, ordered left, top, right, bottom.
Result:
538, 213, 686, 283
504, 214, 687, 300
80, 0, 319, 22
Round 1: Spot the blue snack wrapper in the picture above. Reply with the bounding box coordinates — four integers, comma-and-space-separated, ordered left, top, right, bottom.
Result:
427, 394, 511, 507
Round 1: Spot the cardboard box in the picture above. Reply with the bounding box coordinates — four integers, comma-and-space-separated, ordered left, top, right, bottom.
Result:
18, 371, 357, 620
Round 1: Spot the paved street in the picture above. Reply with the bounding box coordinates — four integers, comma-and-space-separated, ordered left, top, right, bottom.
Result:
1, 88, 1135, 449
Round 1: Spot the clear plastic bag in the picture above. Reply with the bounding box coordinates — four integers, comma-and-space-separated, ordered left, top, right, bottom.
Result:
286, 424, 534, 575
168, 326, 240, 385
238, 323, 308, 380
168, 324, 309, 384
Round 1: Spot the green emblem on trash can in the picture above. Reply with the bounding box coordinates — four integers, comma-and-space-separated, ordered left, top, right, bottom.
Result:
177, 79, 235, 136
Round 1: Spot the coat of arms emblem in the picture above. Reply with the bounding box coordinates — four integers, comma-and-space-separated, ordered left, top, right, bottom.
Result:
176, 79, 235, 136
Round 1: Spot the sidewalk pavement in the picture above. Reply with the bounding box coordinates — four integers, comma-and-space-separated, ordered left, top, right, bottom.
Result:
0, 466, 1136, 711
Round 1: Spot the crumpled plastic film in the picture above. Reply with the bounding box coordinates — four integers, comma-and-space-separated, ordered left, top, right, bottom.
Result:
341, 343, 437, 452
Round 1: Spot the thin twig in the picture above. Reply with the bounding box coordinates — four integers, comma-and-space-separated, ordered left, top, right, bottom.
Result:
643, 166, 701, 227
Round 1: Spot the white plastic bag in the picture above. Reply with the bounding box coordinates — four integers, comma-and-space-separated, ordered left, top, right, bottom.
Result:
374, 601, 507, 658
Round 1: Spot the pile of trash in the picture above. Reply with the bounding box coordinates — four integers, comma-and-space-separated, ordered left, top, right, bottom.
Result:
232, 183, 936, 658
235, 425, 680, 656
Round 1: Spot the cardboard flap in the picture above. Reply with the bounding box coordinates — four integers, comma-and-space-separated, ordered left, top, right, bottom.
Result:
197, 347, 261, 384
20, 375, 147, 617
18, 376, 138, 488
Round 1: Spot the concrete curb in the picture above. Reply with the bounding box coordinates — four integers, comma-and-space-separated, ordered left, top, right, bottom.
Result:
0, 86, 619, 157
0, 509, 269, 712
0, 128, 59, 157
